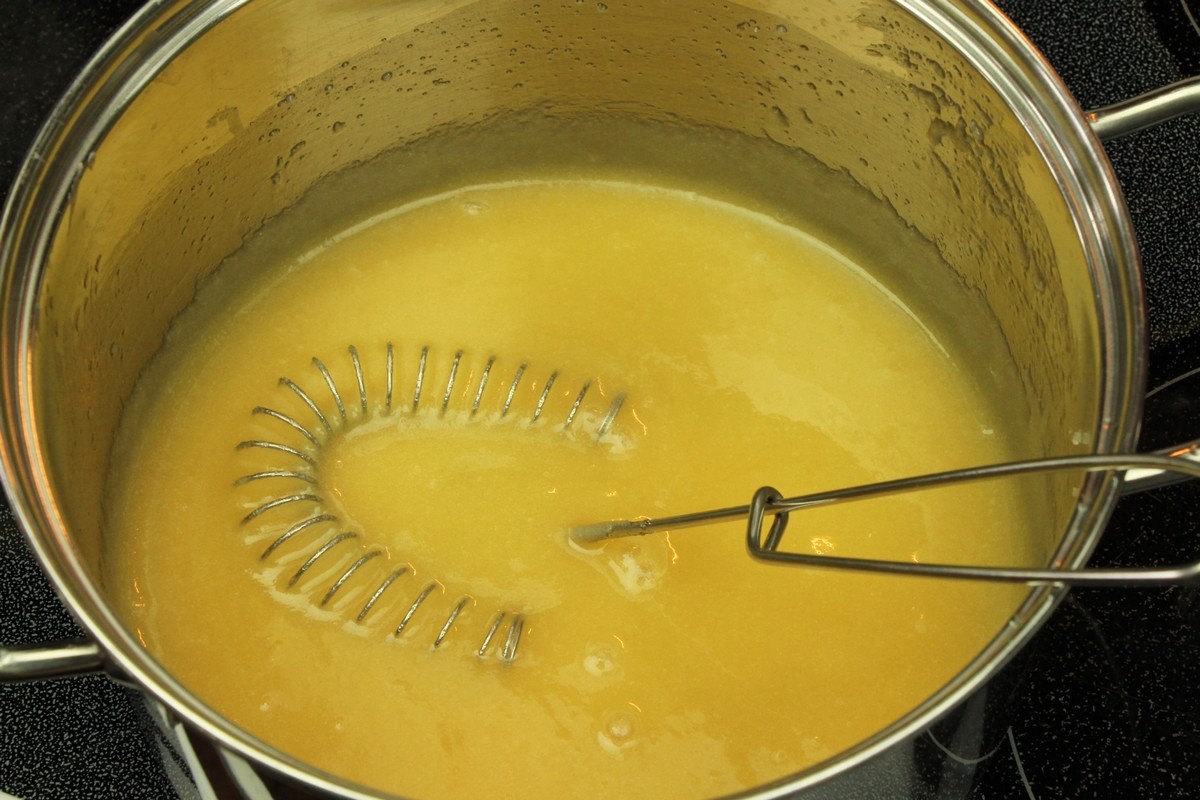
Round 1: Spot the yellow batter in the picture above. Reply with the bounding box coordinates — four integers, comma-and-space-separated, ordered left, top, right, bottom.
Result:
107, 179, 1039, 798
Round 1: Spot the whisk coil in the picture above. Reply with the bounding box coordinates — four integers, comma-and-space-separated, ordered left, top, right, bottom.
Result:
236, 343, 625, 663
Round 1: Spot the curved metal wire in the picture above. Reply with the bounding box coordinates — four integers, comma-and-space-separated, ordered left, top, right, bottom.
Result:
572, 453, 1200, 587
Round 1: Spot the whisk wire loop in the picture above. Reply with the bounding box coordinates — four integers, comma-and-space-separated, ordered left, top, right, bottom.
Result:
260, 513, 339, 560
236, 440, 315, 466
280, 377, 332, 432
321, 549, 384, 606
312, 357, 348, 423
348, 345, 367, 416
252, 406, 320, 446
357, 567, 408, 623
289, 531, 359, 587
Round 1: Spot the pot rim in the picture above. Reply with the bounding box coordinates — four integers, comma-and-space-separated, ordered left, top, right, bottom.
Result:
0, 0, 1146, 797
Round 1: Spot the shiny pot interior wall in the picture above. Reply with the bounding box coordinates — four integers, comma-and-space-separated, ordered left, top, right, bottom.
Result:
32, 0, 1099, 611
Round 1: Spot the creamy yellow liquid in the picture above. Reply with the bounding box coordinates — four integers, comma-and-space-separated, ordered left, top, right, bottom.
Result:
108, 179, 1037, 799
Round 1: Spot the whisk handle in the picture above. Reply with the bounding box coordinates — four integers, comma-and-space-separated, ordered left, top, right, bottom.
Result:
746, 453, 1200, 586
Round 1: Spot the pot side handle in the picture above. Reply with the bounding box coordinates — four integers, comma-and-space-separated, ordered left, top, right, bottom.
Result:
1121, 363, 1200, 494
0, 639, 106, 682
1085, 76, 1200, 141
1083, 80, 1200, 491
1122, 441, 1200, 494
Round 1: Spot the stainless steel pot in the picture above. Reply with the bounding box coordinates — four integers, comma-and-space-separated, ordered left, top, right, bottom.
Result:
1, 1, 1198, 797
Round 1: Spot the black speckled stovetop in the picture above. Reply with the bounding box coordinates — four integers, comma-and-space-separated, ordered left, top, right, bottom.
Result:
1, 1, 1198, 798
